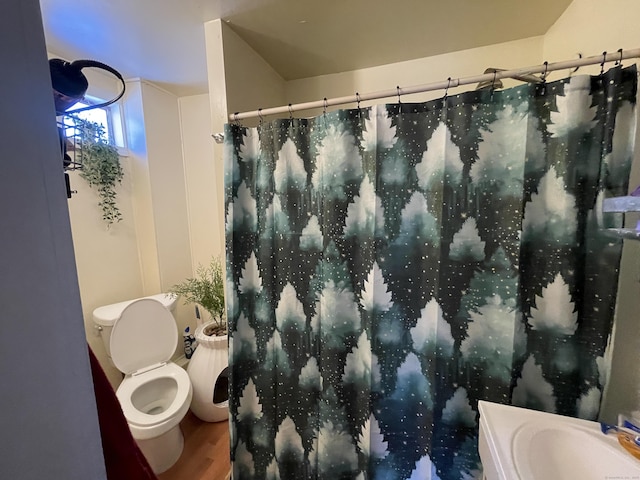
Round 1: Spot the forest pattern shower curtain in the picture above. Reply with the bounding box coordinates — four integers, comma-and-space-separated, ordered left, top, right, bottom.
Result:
224, 66, 638, 480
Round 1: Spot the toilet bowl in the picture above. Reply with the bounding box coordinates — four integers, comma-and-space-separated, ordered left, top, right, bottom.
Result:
108, 297, 193, 474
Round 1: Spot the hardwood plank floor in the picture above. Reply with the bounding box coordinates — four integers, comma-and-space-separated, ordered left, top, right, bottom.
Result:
158, 411, 230, 480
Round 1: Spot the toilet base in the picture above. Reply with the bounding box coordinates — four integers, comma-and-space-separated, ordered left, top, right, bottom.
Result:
135, 423, 184, 474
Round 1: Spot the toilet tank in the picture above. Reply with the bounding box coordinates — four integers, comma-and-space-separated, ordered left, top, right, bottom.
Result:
92, 293, 178, 359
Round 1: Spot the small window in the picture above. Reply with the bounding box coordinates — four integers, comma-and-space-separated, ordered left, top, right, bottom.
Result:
58, 96, 127, 171
61, 96, 126, 150
69, 102, 110, 139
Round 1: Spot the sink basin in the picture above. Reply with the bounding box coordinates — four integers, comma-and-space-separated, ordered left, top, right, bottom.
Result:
512, 421, 640, 479
478, 401, 640, 480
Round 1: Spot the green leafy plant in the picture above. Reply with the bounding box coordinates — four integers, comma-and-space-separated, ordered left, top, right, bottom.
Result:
171, 256, 226, 336
76, 119, 123, 226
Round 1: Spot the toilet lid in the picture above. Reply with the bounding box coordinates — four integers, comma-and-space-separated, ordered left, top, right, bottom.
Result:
110, 298, 178, 375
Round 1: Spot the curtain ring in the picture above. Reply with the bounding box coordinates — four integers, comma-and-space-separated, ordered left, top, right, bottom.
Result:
489, 71, 498, 100
616, 48, 623, 66
288, 103, 294, 119
490, 71, 498, 89
397, 85, 402, 104
600, 51, 607, 75
541, 61, 549, 82
540, 61, 549, 95
323, 98, 328, 116
233, 112, 240, 125
443, 77, 451, 100
258, 108, 264, 125
356, 92, 361, 110
571, 53, 582, 74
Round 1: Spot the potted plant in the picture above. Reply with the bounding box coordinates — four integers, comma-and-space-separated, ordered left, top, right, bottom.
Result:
171, 256, 229, 422
170, 256, 227, 336
75, 118, 123, 226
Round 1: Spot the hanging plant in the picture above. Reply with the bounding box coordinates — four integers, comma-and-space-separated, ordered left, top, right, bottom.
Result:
75, 119, 123, 226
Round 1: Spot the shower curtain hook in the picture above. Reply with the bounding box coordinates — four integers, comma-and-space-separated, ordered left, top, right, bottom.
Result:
616, 48, 623, 66
490, 71, 498, 100
540, 61, 549, 95
600, 51, 607, 75
356, 92, 361, 110
397, 85, 402, 104
233, 112, 240, 126
323, 98, 328, 116
258, 108, 264, 125
288, 103, 294, 120
443, 77, 451, 100
540, 61, 549, 83
571, 53, 582, 75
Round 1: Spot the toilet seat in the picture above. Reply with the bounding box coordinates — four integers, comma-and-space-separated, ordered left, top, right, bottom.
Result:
111, 298, 192, 440
110, 298, 178, 375
116, 363, 192, 439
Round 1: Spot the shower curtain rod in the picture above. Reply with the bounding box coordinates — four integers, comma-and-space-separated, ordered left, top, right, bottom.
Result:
229, 48, 640, 122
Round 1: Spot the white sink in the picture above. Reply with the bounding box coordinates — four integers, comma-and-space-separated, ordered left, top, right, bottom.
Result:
478, 401, 640, 480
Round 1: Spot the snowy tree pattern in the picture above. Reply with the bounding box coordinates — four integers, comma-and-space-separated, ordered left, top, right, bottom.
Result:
224, 66, 637, 479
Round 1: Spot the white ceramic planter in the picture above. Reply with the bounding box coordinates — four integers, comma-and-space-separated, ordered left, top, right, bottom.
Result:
186, 321, 229, 422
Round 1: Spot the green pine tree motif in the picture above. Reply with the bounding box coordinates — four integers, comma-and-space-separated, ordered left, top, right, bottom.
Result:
310, 278, 361, 350
262, 194, 292, 239
547, 75, 597, 138
450, 435, 482, 480
455, 246, 519, 324
274, 416, 306, 475
233, 440, 256, 479
311, 121, 363, 201
237, 377, 264, 423
318, 386, 350, 433
522, 166, 578, 245
308, 385, 360, 477
527, 273, 578, 336
415, 121, 463, 191
361, 105, 398, 153
512, 355, 557, 413
343, 174, 386, 240
308, 241, 354, 305
274, 138, 307, 193
263, 328, 292, 375
231, 180, 258, 233
460, 294, 526, 382
313, 419, 359, 478
469, 101, 529, 197
374, 137, 414, 240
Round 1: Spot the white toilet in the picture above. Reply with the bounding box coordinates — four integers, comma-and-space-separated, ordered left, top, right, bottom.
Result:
93, 295, 193, 474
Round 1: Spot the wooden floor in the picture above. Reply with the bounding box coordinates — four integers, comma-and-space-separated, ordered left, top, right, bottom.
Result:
158, 411, 231, 480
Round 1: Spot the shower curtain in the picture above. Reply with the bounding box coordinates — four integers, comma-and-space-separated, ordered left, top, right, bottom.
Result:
224, 66, 638, 480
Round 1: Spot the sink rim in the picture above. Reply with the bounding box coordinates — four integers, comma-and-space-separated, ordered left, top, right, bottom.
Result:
511, 420, 640, 478
478, 401, 640, 480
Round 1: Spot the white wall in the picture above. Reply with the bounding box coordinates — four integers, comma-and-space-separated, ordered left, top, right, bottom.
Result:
1, 0, 106, 477
286, 36, 544, 108
138, 81, 193, 294
68, 157, 144, 386
219, 20, 287, 124
179, 94, 223, 269
543, 0, 640, 70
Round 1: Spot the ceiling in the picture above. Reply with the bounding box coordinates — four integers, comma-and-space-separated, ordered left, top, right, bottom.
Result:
39, 0, 573, 97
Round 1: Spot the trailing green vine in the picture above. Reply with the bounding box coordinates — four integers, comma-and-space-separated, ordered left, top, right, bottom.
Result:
75, 119, 123, 226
